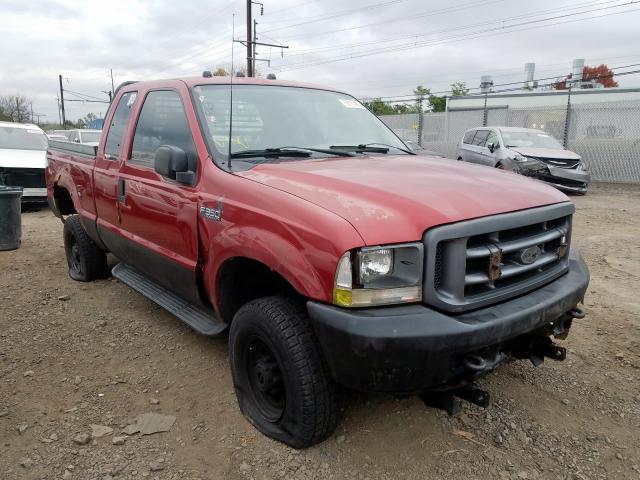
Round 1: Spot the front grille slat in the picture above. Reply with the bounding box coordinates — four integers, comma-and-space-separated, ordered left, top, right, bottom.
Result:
423, 203, 574, 313
466, 228, 565, 259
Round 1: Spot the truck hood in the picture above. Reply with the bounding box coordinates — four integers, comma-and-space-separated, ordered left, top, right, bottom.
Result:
510, 147, 581, 160
0, 148, 47, 169
237, 155, 569, 245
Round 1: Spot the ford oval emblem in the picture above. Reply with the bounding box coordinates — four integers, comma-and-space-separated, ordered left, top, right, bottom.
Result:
519, 246, 541, 265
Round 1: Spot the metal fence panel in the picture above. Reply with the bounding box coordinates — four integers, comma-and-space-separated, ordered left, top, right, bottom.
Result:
568, 100, 640, 184
379, 93, 640, 184
379, 114, 419, 144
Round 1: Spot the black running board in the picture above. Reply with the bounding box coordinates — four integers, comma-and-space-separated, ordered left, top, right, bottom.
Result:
112, 263, 227, 336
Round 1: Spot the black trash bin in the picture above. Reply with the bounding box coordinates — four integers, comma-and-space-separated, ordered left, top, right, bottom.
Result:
0, 186, 23, 251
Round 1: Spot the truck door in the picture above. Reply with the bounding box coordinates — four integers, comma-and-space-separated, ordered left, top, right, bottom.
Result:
116, 88, 202, 306
94, 90, 138, 262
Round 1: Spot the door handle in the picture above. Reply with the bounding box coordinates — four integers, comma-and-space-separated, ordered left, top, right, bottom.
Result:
117, 178, 126, 204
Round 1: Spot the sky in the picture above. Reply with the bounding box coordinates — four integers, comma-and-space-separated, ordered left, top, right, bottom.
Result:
1, 0, 640, 123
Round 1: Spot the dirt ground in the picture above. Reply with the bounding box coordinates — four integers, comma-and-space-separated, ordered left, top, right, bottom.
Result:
1, 183, 639, 480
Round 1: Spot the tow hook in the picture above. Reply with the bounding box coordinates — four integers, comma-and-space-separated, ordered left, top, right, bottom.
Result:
568, 307, 585, 319
419, 383, 491, 416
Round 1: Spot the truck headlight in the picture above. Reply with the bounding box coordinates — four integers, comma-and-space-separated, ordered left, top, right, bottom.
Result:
333, 244, 423, 307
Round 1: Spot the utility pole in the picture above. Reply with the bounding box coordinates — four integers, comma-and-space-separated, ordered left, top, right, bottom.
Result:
236, 2, 284, 76
246, 0, 253, 77
59, 74, 66, 128
252, 19, 257, 75
30, 102, 34, 123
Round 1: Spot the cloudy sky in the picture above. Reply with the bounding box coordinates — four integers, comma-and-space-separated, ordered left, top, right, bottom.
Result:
2, 0, 640, 123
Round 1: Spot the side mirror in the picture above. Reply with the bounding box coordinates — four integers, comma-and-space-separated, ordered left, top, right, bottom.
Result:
154, 145, 195, 185
487, 142, 496, 153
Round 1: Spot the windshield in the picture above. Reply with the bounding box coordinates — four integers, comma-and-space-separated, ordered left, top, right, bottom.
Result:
192, 84, 406, 161
501, 130, 564, 149
0, 126, 47, 151
80, 131, 101, 143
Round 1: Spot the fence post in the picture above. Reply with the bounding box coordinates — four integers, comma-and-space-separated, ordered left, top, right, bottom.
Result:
417, 99, 424, 147
563, 86, 572, 148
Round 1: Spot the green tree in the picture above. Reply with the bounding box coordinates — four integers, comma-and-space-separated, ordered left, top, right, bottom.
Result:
213, 67, 229, 76
413, 85, 430, 112
363, 98, 396, 115
451, 81, 469, 96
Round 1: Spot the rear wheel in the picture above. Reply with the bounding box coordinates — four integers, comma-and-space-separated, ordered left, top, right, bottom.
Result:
229, 297, 338, 448
63, 215, 108, 282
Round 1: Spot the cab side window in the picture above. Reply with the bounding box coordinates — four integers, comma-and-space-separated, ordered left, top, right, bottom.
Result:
462, 130, 476, 144
130, 90, 196, 169
104, 92, 137, 160
472, 130, 490, 147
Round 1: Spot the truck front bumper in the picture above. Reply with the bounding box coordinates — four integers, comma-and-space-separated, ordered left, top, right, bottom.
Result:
308, 249, 589, 393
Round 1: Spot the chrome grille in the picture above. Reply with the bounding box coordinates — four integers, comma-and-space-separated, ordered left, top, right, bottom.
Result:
423, 203, 574, 313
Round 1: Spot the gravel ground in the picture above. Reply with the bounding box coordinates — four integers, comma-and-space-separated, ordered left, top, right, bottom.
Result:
1, 183, 639, 480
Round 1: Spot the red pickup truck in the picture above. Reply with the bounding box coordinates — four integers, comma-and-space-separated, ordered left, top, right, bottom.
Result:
46, 76, 589, 448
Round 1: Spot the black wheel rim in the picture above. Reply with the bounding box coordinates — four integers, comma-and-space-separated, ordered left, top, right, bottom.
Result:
68, 238, 82, 275
245, 336, 286, 422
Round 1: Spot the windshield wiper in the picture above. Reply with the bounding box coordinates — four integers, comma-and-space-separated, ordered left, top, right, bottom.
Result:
364, 142, 416, 155
230, 146, 355, 160
330, 144, 389, 153
329, 143, 416, 155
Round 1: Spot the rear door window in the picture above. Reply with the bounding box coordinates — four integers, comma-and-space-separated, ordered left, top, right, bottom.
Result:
471, 129, 490, 146
104, 92, 137, 159
462, 130, 476, 144
130, 90, 196, 169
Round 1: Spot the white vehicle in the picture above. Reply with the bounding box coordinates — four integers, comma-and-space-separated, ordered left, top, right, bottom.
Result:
0, 121, 48, 203
64, 129, 102, 146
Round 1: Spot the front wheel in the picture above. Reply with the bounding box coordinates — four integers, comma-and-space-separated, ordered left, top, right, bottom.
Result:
229, 297, 338, 448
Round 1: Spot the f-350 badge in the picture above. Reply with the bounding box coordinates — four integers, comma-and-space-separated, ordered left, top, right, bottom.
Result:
200, 199, 223, 222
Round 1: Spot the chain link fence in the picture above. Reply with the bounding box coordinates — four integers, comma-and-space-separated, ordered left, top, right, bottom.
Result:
379, 90, 640, 184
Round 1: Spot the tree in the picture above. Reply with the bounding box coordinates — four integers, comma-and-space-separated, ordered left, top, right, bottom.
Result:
451, 81, 469, 96
0, 94, 31, 123
79, 112, 98, 128
362, 98, 396, 115
213, 67, 229, 76
554, 64, 619, 90
413, 85, 430, 112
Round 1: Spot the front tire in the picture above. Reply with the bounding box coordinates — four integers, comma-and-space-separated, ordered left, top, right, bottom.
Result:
229, 297, 338, 448
63, 215, 108, 281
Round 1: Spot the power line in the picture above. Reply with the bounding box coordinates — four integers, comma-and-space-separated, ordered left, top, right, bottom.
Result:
366, 67, 640, 103
371, 62, 640, 100
274, 2, 640, 71
260, 0, 409, 33
275, 0, 625, 60
278, 0, 506, 41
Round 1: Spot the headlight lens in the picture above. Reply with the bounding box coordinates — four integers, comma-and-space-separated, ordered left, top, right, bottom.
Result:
358, 248, 393, 284
512, 154, 529, 162
333, 244, 423, 307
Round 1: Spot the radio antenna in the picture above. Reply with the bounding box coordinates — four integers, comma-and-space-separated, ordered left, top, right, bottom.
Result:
228, 13, 235, 169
